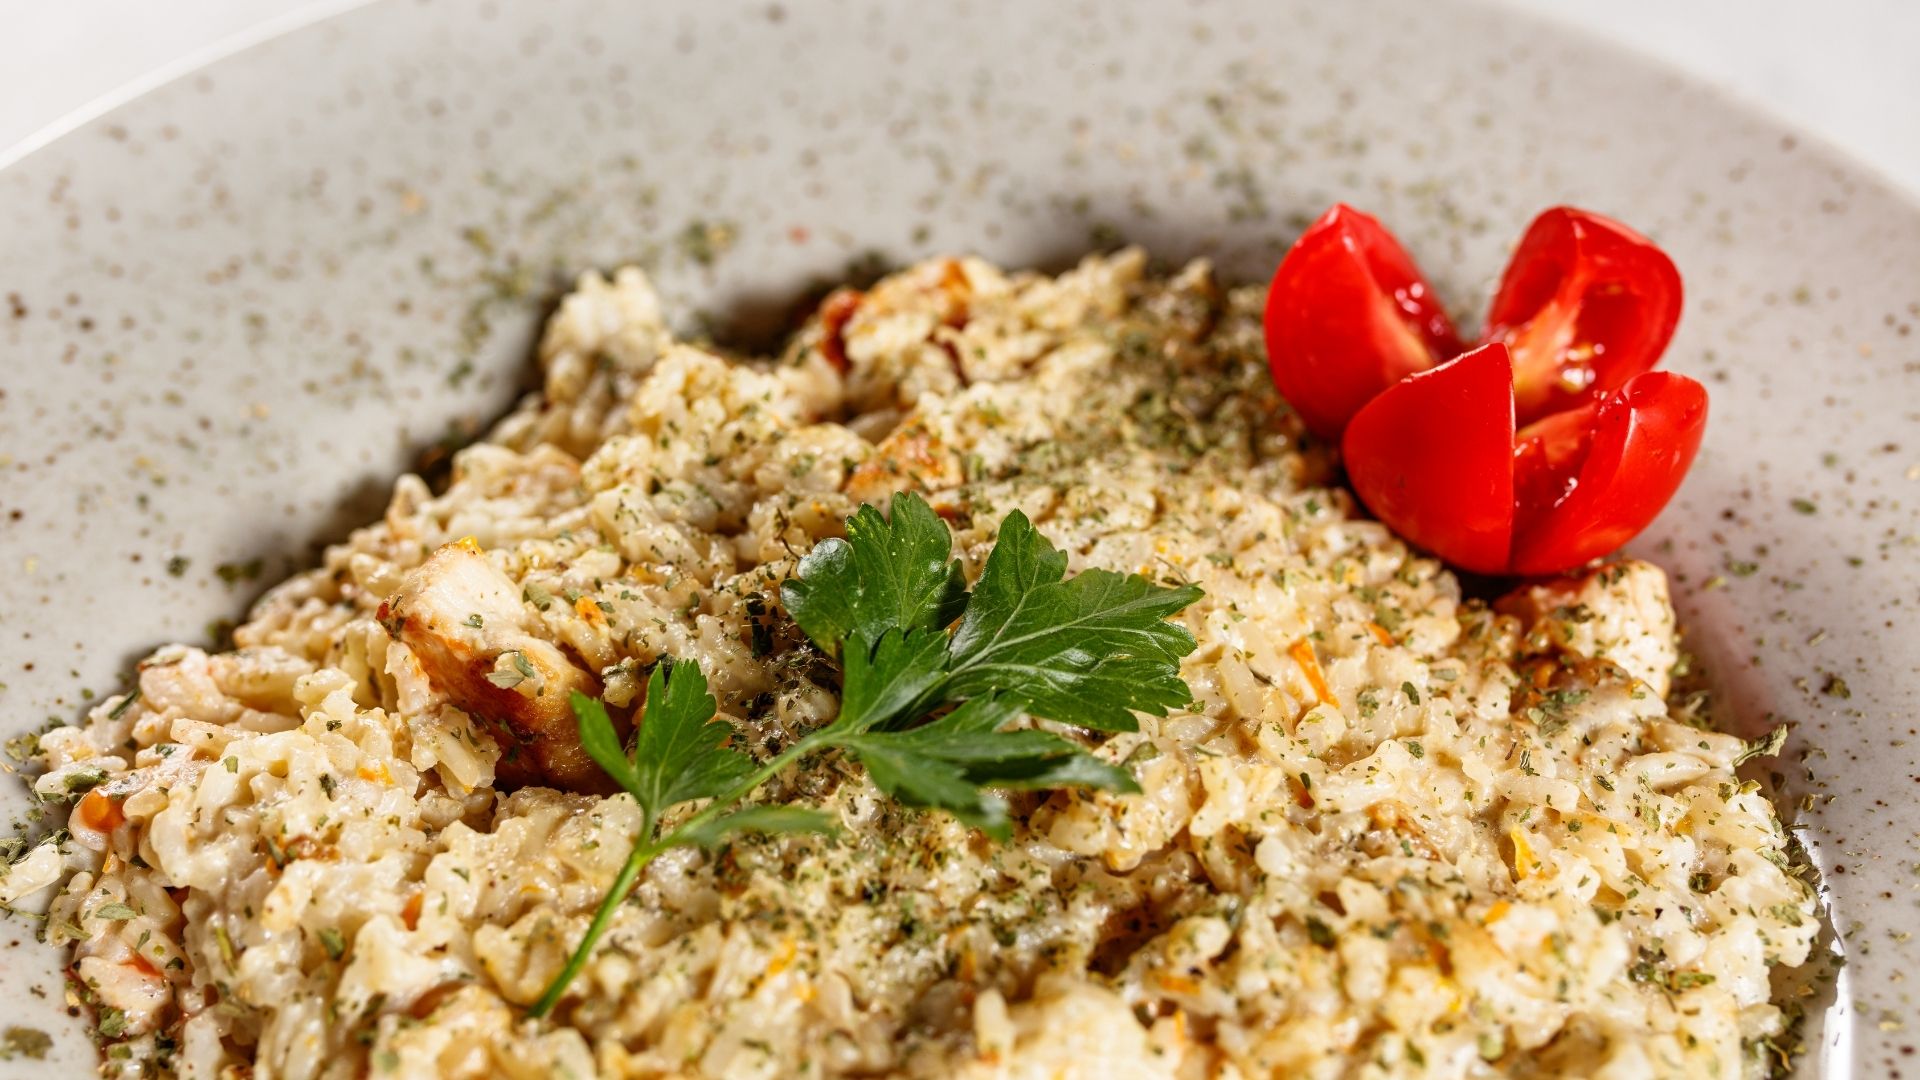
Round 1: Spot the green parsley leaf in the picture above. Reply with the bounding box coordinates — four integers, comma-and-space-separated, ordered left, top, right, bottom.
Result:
484, 651, 532, 689
60, 767, 107, 797
834, 628, 951, 733
574, 661, 753, 817
1304, 916, 1336, 948
941, 509, 1201, 731
212, 924, 238, 969
1121, 742, 1161, 772
107, 689, 141, 721
1732, 724, 1789, 767
675, 805, 838, 849
781, 492, 966, 658
93, 903, 137, 921
0, 1026, 52, 1061
836, 695, 1140, 839
316, 926, 347, 961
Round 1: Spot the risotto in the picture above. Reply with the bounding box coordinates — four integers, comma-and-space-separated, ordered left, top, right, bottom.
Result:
4, 250, 1816, 1078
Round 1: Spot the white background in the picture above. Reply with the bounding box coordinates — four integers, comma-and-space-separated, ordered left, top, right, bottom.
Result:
2, 0, 1919, 194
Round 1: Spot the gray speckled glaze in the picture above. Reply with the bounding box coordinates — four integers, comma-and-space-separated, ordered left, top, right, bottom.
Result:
2, 0, 1916, 1074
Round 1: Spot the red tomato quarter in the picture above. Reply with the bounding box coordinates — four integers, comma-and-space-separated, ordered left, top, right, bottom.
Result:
1484, 208, 1683, 427
1508, 371, 1708, 575
1264, 204, 1463, 440
1341, 343, 1516, 575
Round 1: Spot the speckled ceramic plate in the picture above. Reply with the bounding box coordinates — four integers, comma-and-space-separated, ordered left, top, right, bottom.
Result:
3, 0, 1916, 1074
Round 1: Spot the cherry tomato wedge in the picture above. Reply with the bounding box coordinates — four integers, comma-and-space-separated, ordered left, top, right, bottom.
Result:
1341, 343, 1516, 575
1508, 371, 1708, 575
1484, 208, 1683, 427
1342, 345, 1707, 576
1264, 204, 1463, 439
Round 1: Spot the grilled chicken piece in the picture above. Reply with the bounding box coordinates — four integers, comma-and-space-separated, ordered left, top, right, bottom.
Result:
844, 417, 963, 507
1496, 559, 1680, 699
379, 539, 618, 793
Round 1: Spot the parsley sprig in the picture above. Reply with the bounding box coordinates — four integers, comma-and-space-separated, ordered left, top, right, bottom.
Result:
528, 492, 1202, 1017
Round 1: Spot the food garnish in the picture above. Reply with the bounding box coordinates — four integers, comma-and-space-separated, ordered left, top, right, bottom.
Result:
1261, 204, 1465, 440
529, 492, 1202, 1017
1264, 204, 1706, 575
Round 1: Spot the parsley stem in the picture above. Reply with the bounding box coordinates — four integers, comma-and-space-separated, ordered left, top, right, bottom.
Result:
527, 807, 654, 1018
665, 729, 836, 841
527, 732, 833, 1019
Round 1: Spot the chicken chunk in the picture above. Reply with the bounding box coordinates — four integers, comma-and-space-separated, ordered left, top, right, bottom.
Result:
843, 416, 964, 507
1497, 559, 1681, 698
378, 539, 619, 793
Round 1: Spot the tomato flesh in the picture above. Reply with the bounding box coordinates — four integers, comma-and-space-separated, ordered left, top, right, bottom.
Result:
1508, 371, 1708, 575
1342, 343, 1516, 574
1264, 204, 1462, 439
1485, 208, 1683, 427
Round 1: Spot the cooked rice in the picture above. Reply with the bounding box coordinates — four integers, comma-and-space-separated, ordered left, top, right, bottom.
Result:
10, 251, 1815, 1079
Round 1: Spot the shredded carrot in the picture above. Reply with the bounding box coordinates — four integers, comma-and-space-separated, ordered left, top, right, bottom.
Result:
1288, 639, 1338, 708
1365, 621, 1395, 647
76, 789, 125, 833
402, 890, 424, 931
1482, 900, 1512, 926
451, 535, 483, 554
1155, 972, 1201, 996
1509, 827, 1538, 881
574, 594, 608, 627
357, 761, 392, 785
766, 937, 797, 978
